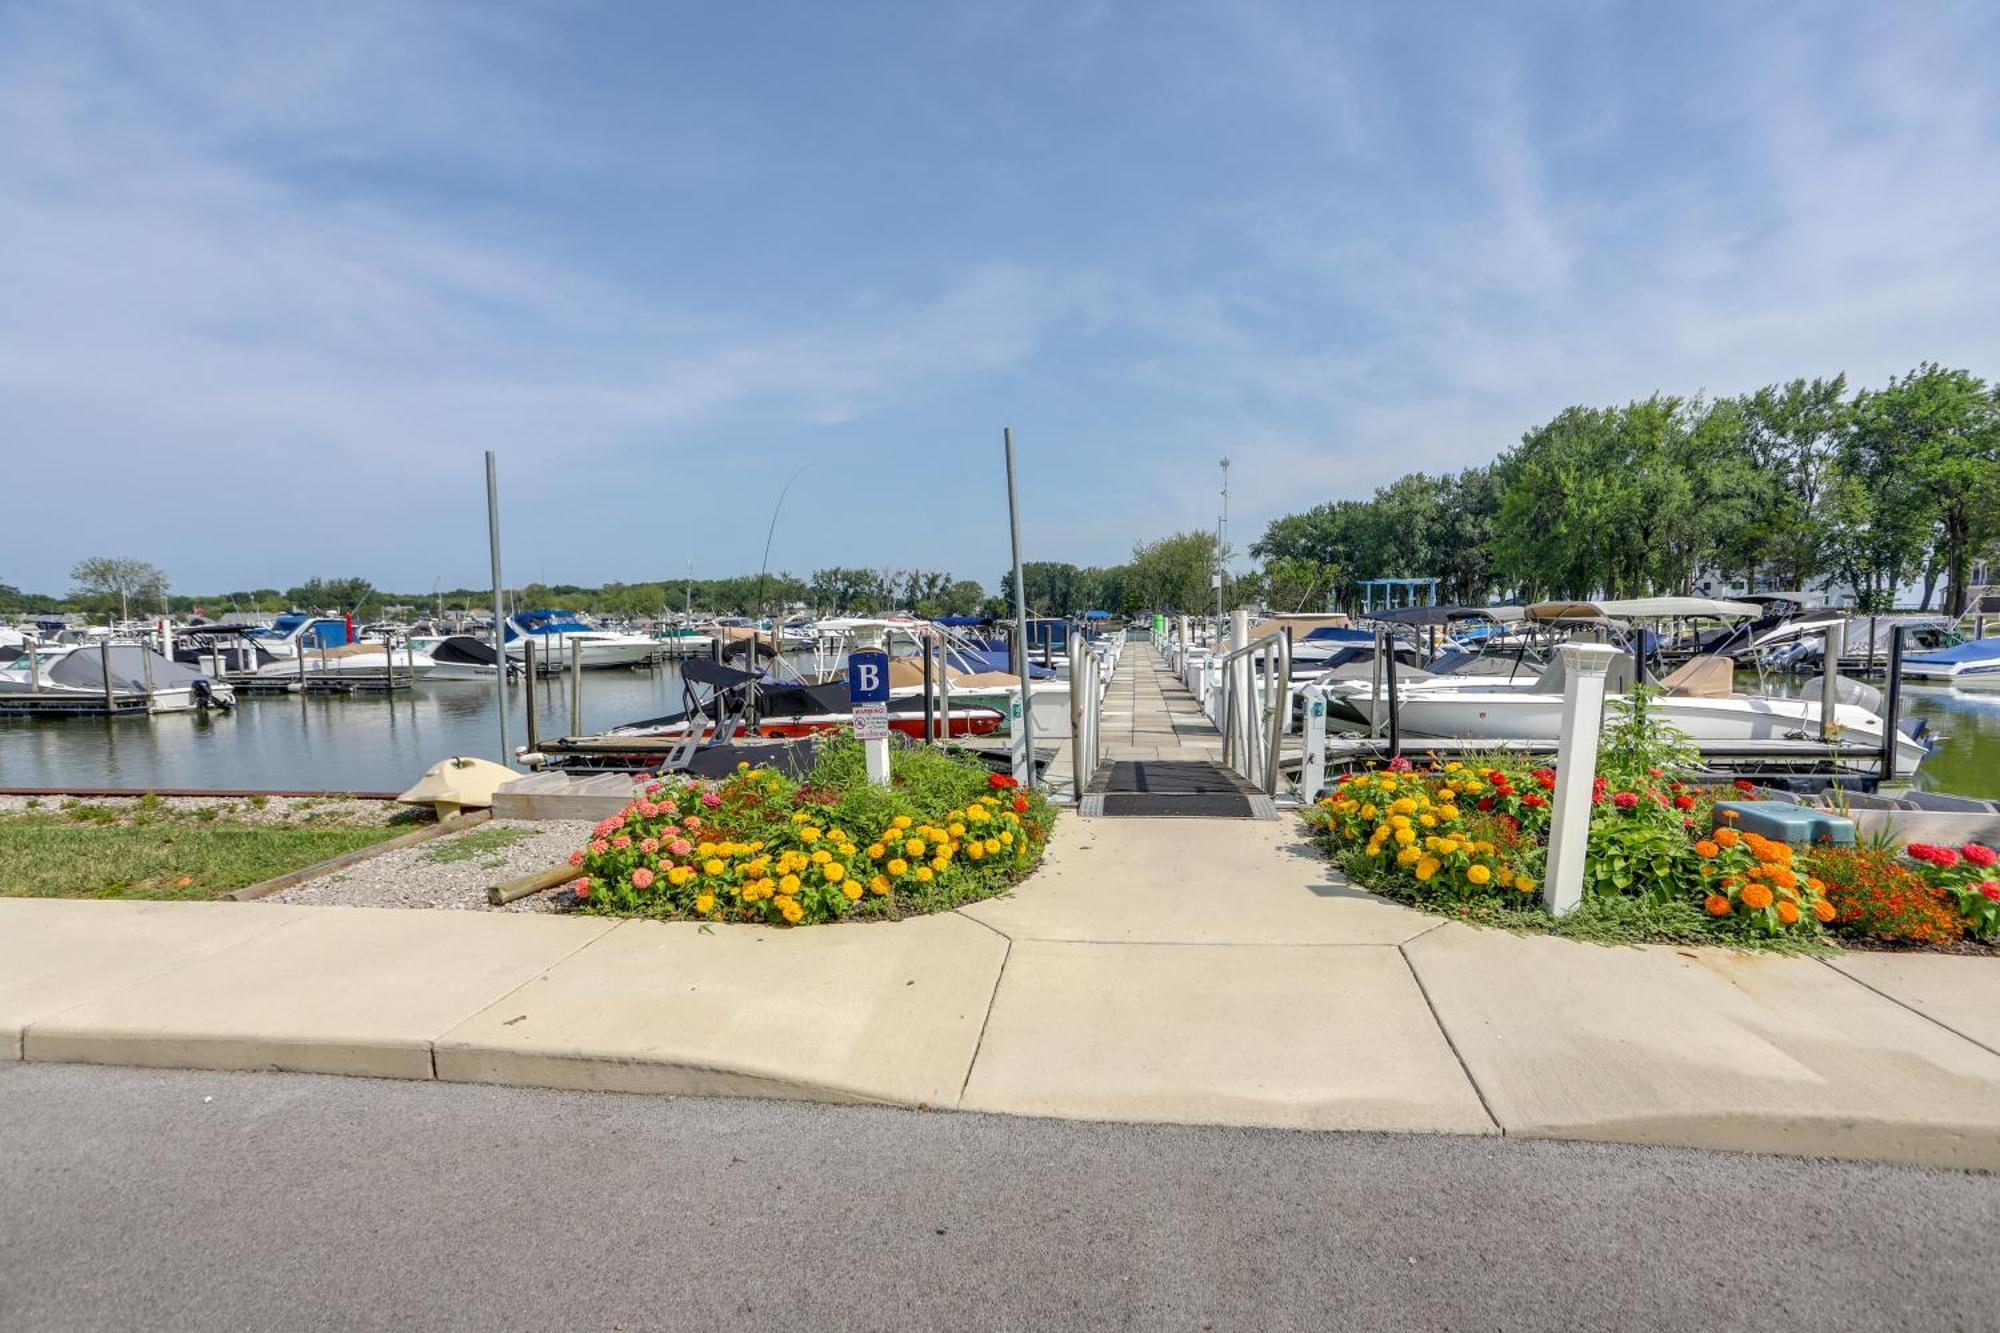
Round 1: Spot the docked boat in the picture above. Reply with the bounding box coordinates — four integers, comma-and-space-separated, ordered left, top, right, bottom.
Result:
422, 635, 516, 681
1901, 637, 2000, 687
0, 643, 234, 714
504, 609, 657, 669
252, 641, 436, 681
604, 662, 1003, 742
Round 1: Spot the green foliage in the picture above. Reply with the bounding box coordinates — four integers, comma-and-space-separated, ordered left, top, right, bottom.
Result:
69, 555, 169, 618
286, 577, 376, 612
1596, 685, 1702, 788
1124, 530, 1221, 612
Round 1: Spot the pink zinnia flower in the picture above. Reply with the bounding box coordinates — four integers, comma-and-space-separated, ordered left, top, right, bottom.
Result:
589, 839, 608, 855
640, 838, 659, 854
701, 791, 722, 809
612, 835, 631, 849
683, 815, 702, 830
572, 878, 591, 899
669, 837, 692, 856
568, 849, 585, 867
630, 867, 654, 890
1613, 791, 1639, 809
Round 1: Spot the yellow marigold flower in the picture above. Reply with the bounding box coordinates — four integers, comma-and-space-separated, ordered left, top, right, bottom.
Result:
1389, 815, 1411, 830
694, 893, 715, 914
800, 827, 821, 843
1438, 804, 1459, 821
779, 873, 801, 893
915, 866, 934, 883
823, 862, 845, 883
1414, 857, 1440, 881
1445, 761, 1464, 772
869, 875, 890, 896
1394, 827, 1416, 845
892, 815, 913, 829
791, 811, 808, 823
867, 843, 886, 859
905, 838, 926, 857
887, 858, 908, 876
1361, 803, 1378, 820
810, 849, 831, 864
1397, 847, 1421, 867
1514, 876, 1536, 893
1466, 864, 1492, 885
984, 838, 1001, 855
842, 881, 863, 900
1390, 798, 1417, 815
931, 856, 950, 873
780, 899, 803, 924
947, 822, 966, 839
1419, 814, 1438, 828
929, 829, 949, 845
703, 858, 725, 876
967, 844, 985, 860
697, 841, 717, 857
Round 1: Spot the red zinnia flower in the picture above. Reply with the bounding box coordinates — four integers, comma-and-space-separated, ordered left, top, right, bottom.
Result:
1734, 778, 1756, 794
1674, 793, 1695, 810
989, 772, 1018, 789
1613, 791, 1639, 809
1962, 843, 1997, 868
1522, 793, 1547, 808
1012, 794, 1029, 814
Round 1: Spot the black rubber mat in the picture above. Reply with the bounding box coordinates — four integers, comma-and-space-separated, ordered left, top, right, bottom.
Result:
1100, 792, 1258, 817
1105, 761, 1245, 794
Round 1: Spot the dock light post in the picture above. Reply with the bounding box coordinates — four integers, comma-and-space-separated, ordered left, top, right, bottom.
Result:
485, 451, 511, 768
1543, 642, 1620, 918
845, 622, 893, 787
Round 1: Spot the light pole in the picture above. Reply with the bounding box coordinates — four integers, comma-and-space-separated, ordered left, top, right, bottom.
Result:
1215, 456, 1231, 625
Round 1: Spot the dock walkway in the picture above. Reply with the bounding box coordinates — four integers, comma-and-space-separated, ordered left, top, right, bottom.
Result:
1081, 641, 1271, 818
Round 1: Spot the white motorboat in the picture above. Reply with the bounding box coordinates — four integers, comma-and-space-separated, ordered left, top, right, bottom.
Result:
253, 641, 436, 681
422, 635, 514, 681
504, 610, 656, 669
1901, 636, 2000, 687
0, 643, 234, 713
1333, 653, 1931, 772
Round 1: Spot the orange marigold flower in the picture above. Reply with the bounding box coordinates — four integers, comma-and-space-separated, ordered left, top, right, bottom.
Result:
1714, 827, 1740, 848
1695, 840, 1720, 858
1704, 894, 1732, 917
1775, 900, 1801, 925
1741, 883, 1774, 910
1766, 867, 1798, 891
1812, 899, 1837, 923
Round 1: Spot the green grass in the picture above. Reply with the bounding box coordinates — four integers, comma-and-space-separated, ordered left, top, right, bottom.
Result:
0, 812, 409, 901
419, 825, 535, 866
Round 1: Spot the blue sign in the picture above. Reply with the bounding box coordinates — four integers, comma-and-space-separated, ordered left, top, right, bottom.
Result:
846, 649, 890, 704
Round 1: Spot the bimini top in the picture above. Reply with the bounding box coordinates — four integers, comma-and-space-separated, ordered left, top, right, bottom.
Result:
1527, 597, 1760, 621
506, 609, 593, 639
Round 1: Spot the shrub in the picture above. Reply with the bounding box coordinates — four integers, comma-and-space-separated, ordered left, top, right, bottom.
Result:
1804, 846, 1964, 945
1903, 842, 2000, 941
567, 735, 1052, 926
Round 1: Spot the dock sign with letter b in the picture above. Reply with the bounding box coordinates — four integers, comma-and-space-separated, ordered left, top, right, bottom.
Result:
846, 649, 890, 705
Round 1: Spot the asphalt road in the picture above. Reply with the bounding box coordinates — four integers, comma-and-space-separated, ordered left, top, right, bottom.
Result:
3, 1063, 1995, 1332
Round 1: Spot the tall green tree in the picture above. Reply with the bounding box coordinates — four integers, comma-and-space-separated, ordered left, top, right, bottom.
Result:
286, 577, 376, 612
1847, 365, 2000, 614
70, 556, 169, 620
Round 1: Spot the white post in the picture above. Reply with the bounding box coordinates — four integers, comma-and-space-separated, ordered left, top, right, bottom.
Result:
1069, 634, 1087, 798
1299, 685, 1328, 803
1229, 609, 1250, 764
1543, 643, 1620, 917
1820, 621, 1845, 744
850, 624, 892, 788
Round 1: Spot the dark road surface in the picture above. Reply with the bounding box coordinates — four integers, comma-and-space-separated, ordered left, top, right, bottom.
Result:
3, 1062, 1994, 1331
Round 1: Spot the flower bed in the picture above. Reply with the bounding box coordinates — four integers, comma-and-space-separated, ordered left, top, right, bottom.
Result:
1303, 691, 1996, 952
564, 735, 1052, 925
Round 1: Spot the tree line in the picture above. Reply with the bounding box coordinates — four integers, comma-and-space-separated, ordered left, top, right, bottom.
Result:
1252, 363, 2000, 615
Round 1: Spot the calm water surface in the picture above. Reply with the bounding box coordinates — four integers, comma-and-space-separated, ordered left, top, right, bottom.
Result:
3, 665, 1996, 797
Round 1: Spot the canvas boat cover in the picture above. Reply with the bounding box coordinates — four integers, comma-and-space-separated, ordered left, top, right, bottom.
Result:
431, 636, 502, 667
46, 645, 205, 691
1904, 637, 2000, 665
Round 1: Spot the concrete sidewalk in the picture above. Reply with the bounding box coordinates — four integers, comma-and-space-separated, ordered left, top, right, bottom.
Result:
6, 816, 2000, 1167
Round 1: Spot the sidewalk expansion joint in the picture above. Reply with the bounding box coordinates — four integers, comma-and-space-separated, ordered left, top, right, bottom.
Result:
425, 919, 624, 1078
1398, 941, 1504, 1136
993, 937, 1419, 949
1814, 956, 2000, 1061
956, 937, 1012, 1107
952, 910, 1016, 942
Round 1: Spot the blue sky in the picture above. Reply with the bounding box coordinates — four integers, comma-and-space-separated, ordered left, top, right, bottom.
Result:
5, 1, 1998, 597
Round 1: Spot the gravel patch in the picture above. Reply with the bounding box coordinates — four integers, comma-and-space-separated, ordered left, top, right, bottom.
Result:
0, 794, 406, 829
266, 819, 591, 913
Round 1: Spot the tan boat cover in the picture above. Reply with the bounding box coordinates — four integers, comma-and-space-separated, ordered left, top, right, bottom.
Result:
1660, 654, 1735, 699
885, 657, 964, 687
951, 671, 1026, 689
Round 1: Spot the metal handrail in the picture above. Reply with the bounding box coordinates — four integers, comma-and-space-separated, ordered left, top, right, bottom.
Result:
1217, 628, 1290, 795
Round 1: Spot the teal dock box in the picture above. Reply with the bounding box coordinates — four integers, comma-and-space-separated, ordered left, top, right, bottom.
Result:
1713, 801, 1856, 847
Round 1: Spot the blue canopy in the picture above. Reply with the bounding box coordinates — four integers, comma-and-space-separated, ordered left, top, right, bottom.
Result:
1905, 637, 2000, 664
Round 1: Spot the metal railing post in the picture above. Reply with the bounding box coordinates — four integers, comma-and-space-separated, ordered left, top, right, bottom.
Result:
1300, 684, 1328, 803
